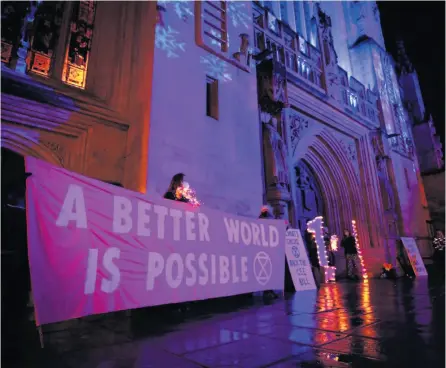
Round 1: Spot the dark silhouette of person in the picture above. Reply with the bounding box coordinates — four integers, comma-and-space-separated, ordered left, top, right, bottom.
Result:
341, 229, 359, 280
164, 173, 189, 203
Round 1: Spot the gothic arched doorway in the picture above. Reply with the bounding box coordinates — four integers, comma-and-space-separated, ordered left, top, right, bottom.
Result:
294, 160, 325, 236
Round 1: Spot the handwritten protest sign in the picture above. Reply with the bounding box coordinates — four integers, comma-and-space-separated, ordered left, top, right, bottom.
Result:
285, 229, 317, 291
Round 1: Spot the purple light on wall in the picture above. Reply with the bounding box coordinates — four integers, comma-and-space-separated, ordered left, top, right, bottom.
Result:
200, 55, 232, 83
227, 2, 251, 29
155, 25, 186, 58
155, 1, 194, 58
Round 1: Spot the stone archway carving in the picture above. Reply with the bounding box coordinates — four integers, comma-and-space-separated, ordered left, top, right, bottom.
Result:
292, 128, 368, 256
1, 126, 62, 167
291, 129, 368, 276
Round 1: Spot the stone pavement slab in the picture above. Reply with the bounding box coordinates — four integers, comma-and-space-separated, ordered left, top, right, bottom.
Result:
2, 278, 444, 368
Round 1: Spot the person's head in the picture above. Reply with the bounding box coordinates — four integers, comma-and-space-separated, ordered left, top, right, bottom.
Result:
259, 205, 273, 218
343, 229, 351, 237
168, 173, 185, 192
436, 230, 444, 238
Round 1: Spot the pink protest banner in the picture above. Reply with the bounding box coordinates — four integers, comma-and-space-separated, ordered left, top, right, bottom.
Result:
25, 157, 286, 325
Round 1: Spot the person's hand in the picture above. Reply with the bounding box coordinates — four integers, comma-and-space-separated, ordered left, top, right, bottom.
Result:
175, 187, 183, 200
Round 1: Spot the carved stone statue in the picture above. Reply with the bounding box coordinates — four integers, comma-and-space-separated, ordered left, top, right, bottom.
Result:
376, 155, 395, 211
263, 117, 289, 189
316, 5, 340, 101
273, 71, 286, 104
257, 59, 288, 115
370, 131, 395, 211
295, 164, 318, 214
371, 134, 385, 157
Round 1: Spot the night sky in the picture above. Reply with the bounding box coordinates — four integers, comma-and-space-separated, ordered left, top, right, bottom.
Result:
378, 1, 445, 146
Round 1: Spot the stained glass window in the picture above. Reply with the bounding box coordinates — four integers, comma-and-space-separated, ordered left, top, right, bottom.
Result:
62, 0, 96, 89
28, 1, 66, 77
1, 2, 28, 64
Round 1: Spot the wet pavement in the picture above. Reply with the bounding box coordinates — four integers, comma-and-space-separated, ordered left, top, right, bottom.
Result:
3, 276, 445, 368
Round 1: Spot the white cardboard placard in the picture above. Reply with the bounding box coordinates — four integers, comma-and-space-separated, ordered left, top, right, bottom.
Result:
285, 229, 317, 291
401, 237, 428, 277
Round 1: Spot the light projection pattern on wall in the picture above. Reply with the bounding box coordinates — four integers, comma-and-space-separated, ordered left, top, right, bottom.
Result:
227, 2, 251, 29
155, 1, 192, 58
352, 220, 368, 281
210, 29, 231, 50
158, 0, 194, 20
307, 216, 336, 282
200, 55, 232, 82
155, 25, 186, 58
156, 2, 252, 79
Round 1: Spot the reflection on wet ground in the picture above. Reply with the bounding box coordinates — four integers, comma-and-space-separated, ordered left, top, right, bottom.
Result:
3, 277, 445, 367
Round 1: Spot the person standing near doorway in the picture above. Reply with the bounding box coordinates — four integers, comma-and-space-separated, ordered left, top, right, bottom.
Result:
341, 229, 359, 280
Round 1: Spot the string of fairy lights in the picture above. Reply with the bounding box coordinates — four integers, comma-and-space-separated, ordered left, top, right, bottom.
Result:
306, 217, 368, 283
351, 220, 368, 281
307, 216, 336, 282
175, 182, 201, 207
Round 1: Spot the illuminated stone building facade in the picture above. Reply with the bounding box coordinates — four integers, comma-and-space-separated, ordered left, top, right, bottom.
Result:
396, 41, 445, 234
1, 1, 434, 276
252, 1, 432, 274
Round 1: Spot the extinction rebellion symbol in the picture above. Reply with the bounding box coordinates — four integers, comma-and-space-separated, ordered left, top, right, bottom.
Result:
253, 251, 272, 285
291, 246, 300, 259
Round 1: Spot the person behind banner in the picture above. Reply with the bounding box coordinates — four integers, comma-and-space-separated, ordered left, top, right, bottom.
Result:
259, 205, 279, 300
341, 229, 359, 280
164, 173, 189, 203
